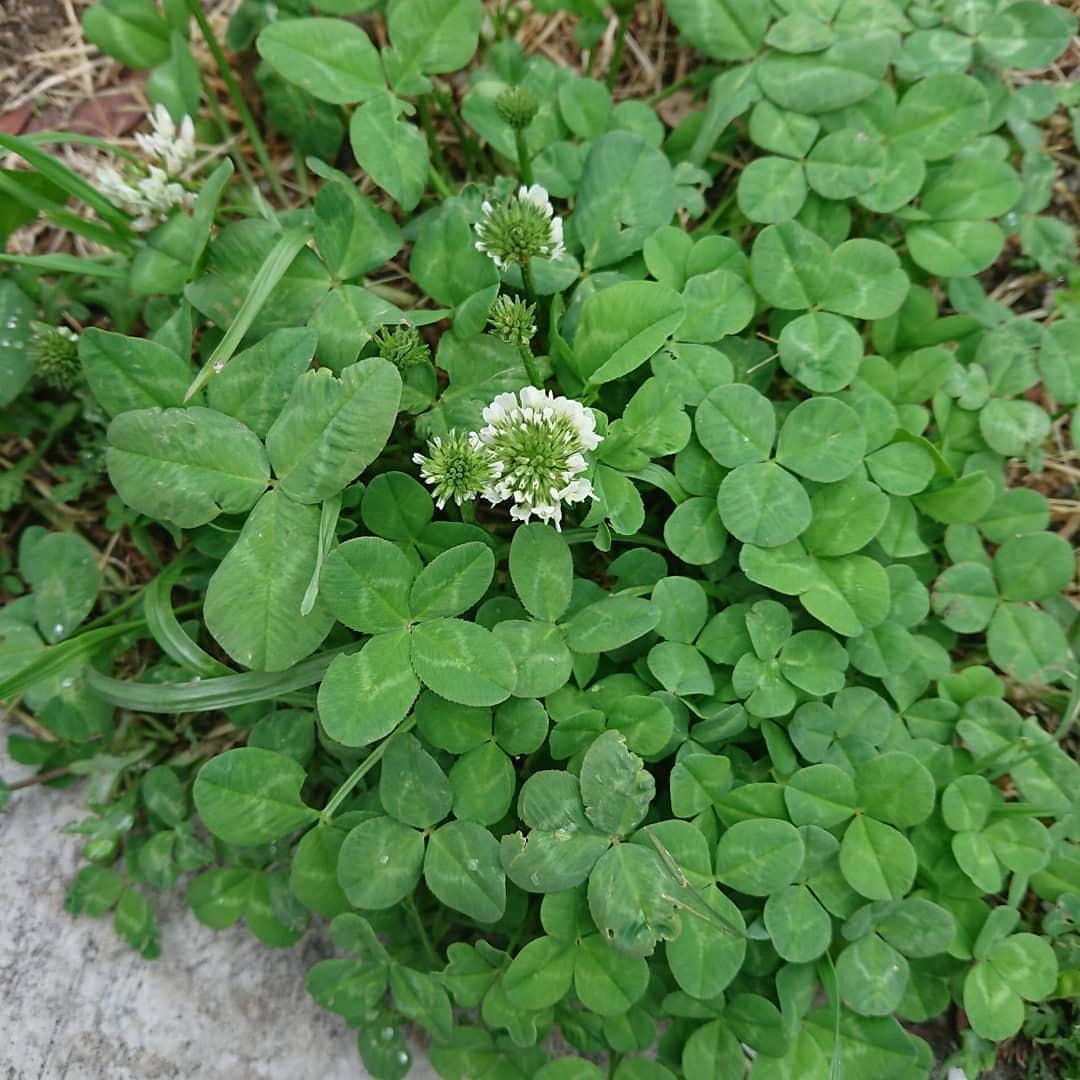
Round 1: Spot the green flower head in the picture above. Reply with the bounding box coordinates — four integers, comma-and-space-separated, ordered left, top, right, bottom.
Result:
374, 324, 430, 370
474, 185, 564, 269
413, 430, 495, 510
28, 323, 80, 390
495, 85, 538, 130
487, 294, 536, 347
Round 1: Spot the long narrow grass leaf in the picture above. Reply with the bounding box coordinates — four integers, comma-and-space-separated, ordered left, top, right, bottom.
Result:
18, 129, 142, 164
0, 132, 135, 235
85, 645, 348, 712
183, 226, 309, 401
144, 565, 230, 678
0, 172, 126, 250
0, 252, 128, 278
0, 619, 147, 702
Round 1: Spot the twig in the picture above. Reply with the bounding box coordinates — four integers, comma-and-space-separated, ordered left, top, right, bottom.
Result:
5, 766, 72, 791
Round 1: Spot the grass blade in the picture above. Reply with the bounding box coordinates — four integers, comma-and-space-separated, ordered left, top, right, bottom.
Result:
0, 619, 147, 702
0, 252, 128, 278
144, 564, 230, 678
0, 132, 135, 236
183, 226, 309, 401
85, 645, 348, 712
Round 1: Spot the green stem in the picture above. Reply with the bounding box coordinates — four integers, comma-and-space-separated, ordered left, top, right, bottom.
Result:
428, 164, 453, 200
606, 13, 630, 92
320, 716, 416, 821
514, 127, 534, 186
186, 0, 288, 205
293, 149, 311, 200
198, 70, 260, 199
520, 259, 538, 305
649, 73, 693, 105
418, 96, 451, 188
692, 190, 738, 236
518, 343, 542, 387
404, 896, 441, 968
433, 83, 484, 178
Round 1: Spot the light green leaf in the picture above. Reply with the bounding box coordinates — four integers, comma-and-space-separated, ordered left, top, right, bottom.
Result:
717, 462, 811, 547
587, 843, 677, 956
384, 0, 482, 89
338, 816, 425, 909
80, 328, 194, 417
695, 383, 775, 467
348, 93, 430, 211
411, 542, 494, 620
854, 752, 936, 828
580, 731, 655, 837
509, 523, 574, 622
257, 17, 383, 104
749, 220, 831, 310
193, 747, 318, 845
840, 816, 916, 901
836, 934, 909, 1016
106, 406, 269, 528
318, 631, 419, 747
205, 490, 334, 671
715, 819, 804, 896
737, 156, 808, 224
206, 327, 315, 438
425, 819, 506, 922
665, 0, 768, 60
778, 312, 864, 394
22, 532, 100, 644
320, 536, 415, 634
574, 281, 685, 386
266, 358, 401, 504
764, 884, 833, 962
775, 397, 866, 482
410, 618, 517, 705
821, 239, 909, 320
561, 596, 661, 653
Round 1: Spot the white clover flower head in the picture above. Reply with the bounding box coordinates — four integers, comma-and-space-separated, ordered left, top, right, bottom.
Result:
95, 165, 140, 207
474, 184, 565, 269
413, 430, 495, 510
96, 106, 196, 228
135, 104, 197, 177
475, 386, 601, 529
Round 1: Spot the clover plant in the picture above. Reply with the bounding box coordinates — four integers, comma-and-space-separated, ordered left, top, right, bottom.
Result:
2, 1, 1079, 1078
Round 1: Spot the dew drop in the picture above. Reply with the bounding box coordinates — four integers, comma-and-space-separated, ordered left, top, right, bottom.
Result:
529, 872, 541, 886
60, 677, 74, 689
212, 359, 226, 373
380, 1026, 395, 1041
52, 623, 64, 637
466, 858, 479, 872
396, 1051, 409, 1065
379, 854, 390, 865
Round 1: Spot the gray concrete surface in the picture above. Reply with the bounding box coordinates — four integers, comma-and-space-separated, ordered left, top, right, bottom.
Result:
0, 741, 436, 1080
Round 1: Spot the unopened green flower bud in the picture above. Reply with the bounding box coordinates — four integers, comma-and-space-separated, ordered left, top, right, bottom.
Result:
487, 294, 536, 347
374, 324, 430, 370
495, 85, 538, 130
28, 322, 80, 390
413, 430, 494, 510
